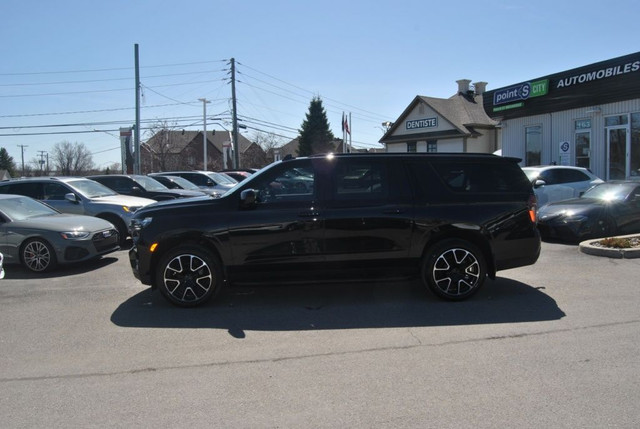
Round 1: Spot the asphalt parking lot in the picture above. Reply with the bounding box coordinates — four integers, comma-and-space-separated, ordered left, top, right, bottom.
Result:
1, 241, 639, 428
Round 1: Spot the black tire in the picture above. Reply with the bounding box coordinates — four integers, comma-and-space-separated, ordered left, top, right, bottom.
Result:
422, 239, 486, 301
99, 215, 129, 247
21, 238, 58, 273
155, 245, 222, 307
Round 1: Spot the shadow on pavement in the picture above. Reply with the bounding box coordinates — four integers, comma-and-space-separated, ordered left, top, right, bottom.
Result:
111, 277, 565, 337
2, 256, 119, 280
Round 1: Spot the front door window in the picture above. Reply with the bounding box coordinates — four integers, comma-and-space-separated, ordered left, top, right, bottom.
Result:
525, 125, 542, 166
607, 127, 627, 180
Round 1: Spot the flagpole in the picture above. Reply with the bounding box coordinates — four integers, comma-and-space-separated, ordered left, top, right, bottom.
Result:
349, 112, 352, 153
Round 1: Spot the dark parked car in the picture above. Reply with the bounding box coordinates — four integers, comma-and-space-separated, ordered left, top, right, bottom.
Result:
88, 174, 204, 201
0, 194, 119, 272
537, 181, 640, 242
149, 171, 237, 194
149, 175, 218, 197
128, 153, 541, 307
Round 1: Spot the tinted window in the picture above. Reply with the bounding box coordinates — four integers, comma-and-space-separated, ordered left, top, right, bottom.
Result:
558, 169, 590, 183
431, 161, 530, 193
252, 161, 315, 203
333, 159, 387, 201
0, 182, 43, 199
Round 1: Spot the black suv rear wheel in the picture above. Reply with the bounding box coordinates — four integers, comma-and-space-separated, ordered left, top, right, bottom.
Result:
155, 245, 222, 307
422, 239, 486, 300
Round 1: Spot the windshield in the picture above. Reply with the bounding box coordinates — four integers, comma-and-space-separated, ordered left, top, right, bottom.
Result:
0, 195, 57, 221
170, 176, 200, 190
582, 183, 637, 201
209, 172, 237, 185
522, 168, 540, 182
136, 176, 169, 191
69, 179, 118, 198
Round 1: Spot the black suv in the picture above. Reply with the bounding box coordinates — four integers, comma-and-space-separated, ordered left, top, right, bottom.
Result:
88, 174, 204, 201
129, 153, 541, 307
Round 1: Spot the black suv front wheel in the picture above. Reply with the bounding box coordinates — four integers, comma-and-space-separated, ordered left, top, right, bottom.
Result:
155, 245, 222, 307
422, 239, 486, 300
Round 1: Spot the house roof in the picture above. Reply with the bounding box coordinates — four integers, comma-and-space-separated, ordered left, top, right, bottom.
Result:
380, 92, 498, 143
145, 130, 255, 154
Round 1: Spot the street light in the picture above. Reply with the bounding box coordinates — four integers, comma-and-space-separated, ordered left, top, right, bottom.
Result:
198, 98, 211, 170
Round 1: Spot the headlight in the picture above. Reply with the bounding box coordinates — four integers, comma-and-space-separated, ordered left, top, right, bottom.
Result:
60, 231, 91, 240
130, 216, 153, 230
123, 206, 142, 213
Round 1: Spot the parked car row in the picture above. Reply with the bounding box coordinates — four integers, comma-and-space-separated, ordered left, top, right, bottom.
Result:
0, 170, 256, 273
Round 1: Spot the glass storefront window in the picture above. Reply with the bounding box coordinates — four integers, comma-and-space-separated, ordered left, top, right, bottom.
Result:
631, 113, 640, 178
605, 115, 628, 127
525, 125, 542, 166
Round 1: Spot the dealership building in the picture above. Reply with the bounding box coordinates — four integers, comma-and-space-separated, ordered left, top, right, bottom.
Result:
380, 51, 640, 181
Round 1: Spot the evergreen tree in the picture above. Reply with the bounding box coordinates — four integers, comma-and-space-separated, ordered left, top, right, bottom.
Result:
298, 97, 334, 156
0, 147, 18, 177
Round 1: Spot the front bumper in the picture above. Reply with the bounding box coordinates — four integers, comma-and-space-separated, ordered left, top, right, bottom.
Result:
128, 245, 152, 285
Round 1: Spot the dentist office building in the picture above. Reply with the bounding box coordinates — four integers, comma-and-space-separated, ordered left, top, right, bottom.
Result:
380, 51, 640, 181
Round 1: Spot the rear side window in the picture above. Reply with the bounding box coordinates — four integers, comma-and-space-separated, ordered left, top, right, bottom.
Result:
431, 161, 530, 193
0, 182, 43, 199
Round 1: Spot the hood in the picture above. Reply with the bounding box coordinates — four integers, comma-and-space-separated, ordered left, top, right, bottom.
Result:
12, 214, 115, 232
91, 194, 156, 207
538, 197, 606, 219
134, 194, 215, 214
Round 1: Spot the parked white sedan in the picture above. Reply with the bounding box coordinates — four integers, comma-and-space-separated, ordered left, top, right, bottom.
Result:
522, 165, 604, 207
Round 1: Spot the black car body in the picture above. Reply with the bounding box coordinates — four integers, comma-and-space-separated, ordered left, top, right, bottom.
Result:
128, 153, 541, 307
88, 174, 204, 201
537, 181, 640, 242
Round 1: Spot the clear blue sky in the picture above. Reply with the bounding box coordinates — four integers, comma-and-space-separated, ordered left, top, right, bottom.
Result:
2, 0, 638, 170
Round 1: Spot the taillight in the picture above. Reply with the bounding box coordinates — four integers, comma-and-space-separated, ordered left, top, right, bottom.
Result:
528, 193, 537, 223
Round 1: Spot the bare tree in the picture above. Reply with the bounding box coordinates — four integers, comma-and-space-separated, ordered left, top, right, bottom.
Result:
144, 120, 185, 172
251, 131, 284, 164
51, 141, 94, 176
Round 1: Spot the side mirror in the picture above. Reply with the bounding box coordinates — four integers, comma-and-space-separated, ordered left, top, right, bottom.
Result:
240, 189, 257, 208
534, 179, 546, 188
64, 193, 79, 203
131, 186, 142, 195
206, 180, 214, 187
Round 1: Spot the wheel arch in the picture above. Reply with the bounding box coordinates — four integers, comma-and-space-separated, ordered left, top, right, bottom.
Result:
420, 226, 496, 279
148, 233, 227, 289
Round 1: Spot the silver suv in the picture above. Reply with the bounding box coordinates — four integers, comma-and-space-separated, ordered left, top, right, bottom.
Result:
0, 177, 155, 245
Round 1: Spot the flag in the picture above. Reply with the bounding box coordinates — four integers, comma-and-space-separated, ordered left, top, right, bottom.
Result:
341, 112, 345, 133
343, 114, 350, 135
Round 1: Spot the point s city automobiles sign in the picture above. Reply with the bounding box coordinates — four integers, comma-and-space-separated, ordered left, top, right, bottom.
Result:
492, 80, 548, 111
488, 53, 640, 115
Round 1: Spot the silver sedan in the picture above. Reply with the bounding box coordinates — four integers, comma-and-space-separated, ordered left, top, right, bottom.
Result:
0, 194, 120, 273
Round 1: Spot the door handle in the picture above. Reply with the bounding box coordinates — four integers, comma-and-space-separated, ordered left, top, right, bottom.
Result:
382, 209, 404, 214
298, 211, 319, 218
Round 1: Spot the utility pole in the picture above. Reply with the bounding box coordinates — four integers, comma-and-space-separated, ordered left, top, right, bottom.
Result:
17, 144, 27, 176
134, 44, 141, 174
198, 98, 211, 170
37, 150, 47, 173
230, 58, 240, 169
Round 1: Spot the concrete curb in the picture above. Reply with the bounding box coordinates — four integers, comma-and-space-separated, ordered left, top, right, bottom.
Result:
579, 234, 640, 259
